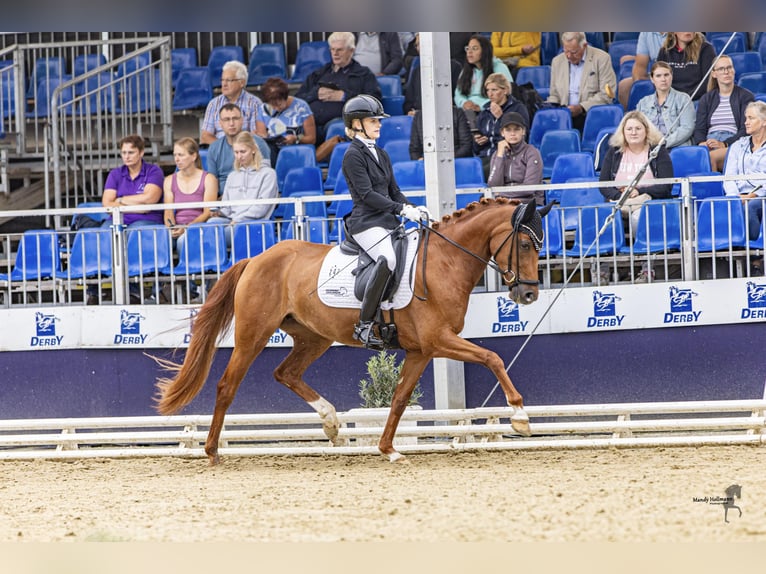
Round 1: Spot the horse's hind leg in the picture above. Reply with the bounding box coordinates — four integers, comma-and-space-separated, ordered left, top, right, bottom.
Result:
273, 324, 339, 444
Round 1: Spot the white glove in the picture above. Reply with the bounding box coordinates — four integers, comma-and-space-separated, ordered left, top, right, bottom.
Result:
416, 205, 431, 221
399, 204, 422, 223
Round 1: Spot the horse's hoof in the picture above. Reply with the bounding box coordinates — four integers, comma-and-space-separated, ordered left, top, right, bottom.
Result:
511, 418, 531, 437
207, 452, 220, 466
388, 451, 410, 464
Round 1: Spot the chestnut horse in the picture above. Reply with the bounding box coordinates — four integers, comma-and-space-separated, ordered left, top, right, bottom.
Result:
155, 197, 551, 465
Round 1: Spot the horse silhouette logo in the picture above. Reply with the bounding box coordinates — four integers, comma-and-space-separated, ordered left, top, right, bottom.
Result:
710, 484, 742, 523
120, 310, 145, 335
669, 286, 698, 313
592, 291, 621, 317
496, 296, 520, 323
35, 312, 59, 336
746, 281, 766, 308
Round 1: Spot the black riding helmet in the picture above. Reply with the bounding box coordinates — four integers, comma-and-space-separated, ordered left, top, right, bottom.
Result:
342, 94, 389, 130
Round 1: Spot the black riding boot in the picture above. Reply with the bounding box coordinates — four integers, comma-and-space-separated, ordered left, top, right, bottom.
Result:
353, 256, 392, 348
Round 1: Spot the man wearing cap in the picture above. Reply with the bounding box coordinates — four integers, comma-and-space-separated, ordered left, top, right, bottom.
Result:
487, 111, 544, 205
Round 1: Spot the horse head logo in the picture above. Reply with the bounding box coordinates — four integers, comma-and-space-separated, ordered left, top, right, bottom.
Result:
120, 310, 145, 334
747, 281, 766, 306
35, 311, 58, 335
592, 291, 621, 316
496, 296, 520, 322
669, 286, 698, 309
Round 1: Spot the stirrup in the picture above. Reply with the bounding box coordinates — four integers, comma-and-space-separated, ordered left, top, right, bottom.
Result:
353, 321, 384, 348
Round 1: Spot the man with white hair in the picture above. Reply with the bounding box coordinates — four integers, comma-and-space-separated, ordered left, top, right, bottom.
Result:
200, 60, 263, 145
295, 32, 381, 142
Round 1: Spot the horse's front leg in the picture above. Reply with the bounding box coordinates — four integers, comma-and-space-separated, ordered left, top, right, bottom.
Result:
378, 351, 430, 463
428, 332, 531, 436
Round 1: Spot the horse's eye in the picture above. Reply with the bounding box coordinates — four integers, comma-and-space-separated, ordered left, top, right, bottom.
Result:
521, 240, 532, 250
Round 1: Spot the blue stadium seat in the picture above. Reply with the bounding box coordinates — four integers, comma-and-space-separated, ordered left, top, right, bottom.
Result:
393, 160, 425, 190
383, 139, 411, 165
612, 32, 640, 42
28, 76, 74, 118
696, 197, 747, 252
538, 206, 565, 258
173, 223, 229, 275
621, 199, 683, 254
170, 48, 197, 88
669, 146, 712, 196
540, 32, 560, 66
290, 42, 331, 84
566, 204, 625, 256
558, 179, 605, 231
0, 64, 16, 118
115, 68, 161, 113
73, 53, 107, 76
592, 127, 614, 173
689, 172, 724, 200
539, 129, 581, 178
323, 119, 347, 142
230, 220, 276, 262
172, 67, 213, 111
323, 141, 351, 191
738, 72, 766, 95
0, 230, 61, 281
73, 72, 116, 115
514, 66, 551, 91
585, 33, 606, 51
115, 53, 151, 78
207, 45, 245, 88
581, 104, 623, 152
708, 33, 747, 56
382, 95, 404, 116
26, 56, 67, 99
58, 228, 113, 279
379, 115, 413, 148
608, 40, 638, 74
529, 107, 572, 148
377, 75, 403, 97
282, 217, 331, 243
548, 153, 597, 203
728, 52, 762, 82
455, 157, 485, 208
126, 225, 172, 277
247, 43, 287, 85
626, 79, 655, 111
274, 144, 317, 192
274, 166, 324, 219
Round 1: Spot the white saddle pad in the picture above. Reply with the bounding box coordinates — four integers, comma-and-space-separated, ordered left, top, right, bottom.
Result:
317, 231, 420, 309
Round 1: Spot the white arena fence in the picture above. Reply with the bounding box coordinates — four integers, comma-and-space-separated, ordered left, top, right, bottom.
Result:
1, 399, 764, 461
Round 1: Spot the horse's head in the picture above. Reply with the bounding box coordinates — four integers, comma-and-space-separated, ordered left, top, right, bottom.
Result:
492, 200, 553, 305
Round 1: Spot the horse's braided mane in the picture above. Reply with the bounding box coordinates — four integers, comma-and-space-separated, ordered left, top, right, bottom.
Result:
430, 196, 521, 230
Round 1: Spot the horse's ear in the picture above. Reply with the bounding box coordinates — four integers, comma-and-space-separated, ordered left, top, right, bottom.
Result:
518, 199, 537, 224
538, 201, 556, 218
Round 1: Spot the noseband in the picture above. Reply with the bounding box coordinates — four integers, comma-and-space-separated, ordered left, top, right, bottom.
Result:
492, 206, 544, 289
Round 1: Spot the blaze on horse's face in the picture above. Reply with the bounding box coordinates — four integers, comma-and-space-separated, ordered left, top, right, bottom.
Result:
500, 201, 553, 305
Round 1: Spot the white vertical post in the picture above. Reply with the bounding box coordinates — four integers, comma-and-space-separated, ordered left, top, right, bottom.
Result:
419, 32, 466, 410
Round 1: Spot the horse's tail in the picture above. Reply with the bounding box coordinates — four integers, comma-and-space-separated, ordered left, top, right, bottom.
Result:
154, 260, 250, 415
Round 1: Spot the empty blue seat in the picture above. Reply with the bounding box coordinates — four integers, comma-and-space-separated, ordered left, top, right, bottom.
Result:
382, 95, 405, 116
728, 52, 762, 82
581, 104, 623, 152
207, 45, 245, 88
455, 156, 485, 208
126, 225, 172, 276
585, 33, 606, 51
621, 199, 683, 254
58, 228, 113, 279
514, 66, 551, 91
548, 152, 597, 203
377, 74, 403, 97
290, 41, 331, 84
327, 174, 350, 215
172, 67, 213, 111
393, 160, 425, 190
230, 220, 276, 262
538, 206, 564, 257
378, 115, 413, 148
26, 56, 66, 99
592, 127, 614, 173
0, 66, 16, 118
274, 165, 324, 219
382, 139, 410, 165
0, 230, 61, 281
73, 72, 116, 114
608, 40, 638, 74
612, 32, 640, 42
323, 141, 351, 191
696, 197, 747, 252
247, 43, 287, 85
115, 53, 151, 78
529, 107, 572, 148
28, 76, 74, 118
540, 32, 560, 66
709, 33, 747, 55
566, 204, 625, 256
73, 53, 107, 76
173, 223, 229, 275
558, 180, 605, 230
738, 72, 766, 94
112, 68, 160, 113
170, 48, 197, 88
539, 129, 581, 178
323, 119, 347, 142
669, 146, 712, 196
274, 144, 317, 191
689, 172, 725, 200
626, 79, 655, 111
282, 217, 331, 243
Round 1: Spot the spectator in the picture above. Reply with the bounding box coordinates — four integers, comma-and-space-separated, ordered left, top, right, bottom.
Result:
473, 73, 530, 179
409, 107, 473, 160
207, 103, 271, 194
450, 32, 475, 67
490, 32, 541, 75
722, 101, 766, 242
454, 34, 513, 127
255, 77, 316, 165
656, 33, 716, 102
200, 61, 263, 145
340, 94, 427, 347
163, 137, 219, 251
599, 110, 674, 283
547, 32, 617, 132
403, 33, 461, 116
487, 111, 544, 205
353, 32, 404, 76
635, 61, 695, 149
295, 31, 381, 143
617, 32, 666, 110
693, 54, 754, 172
208, 132, 279, 247
89, 134, 165, 304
